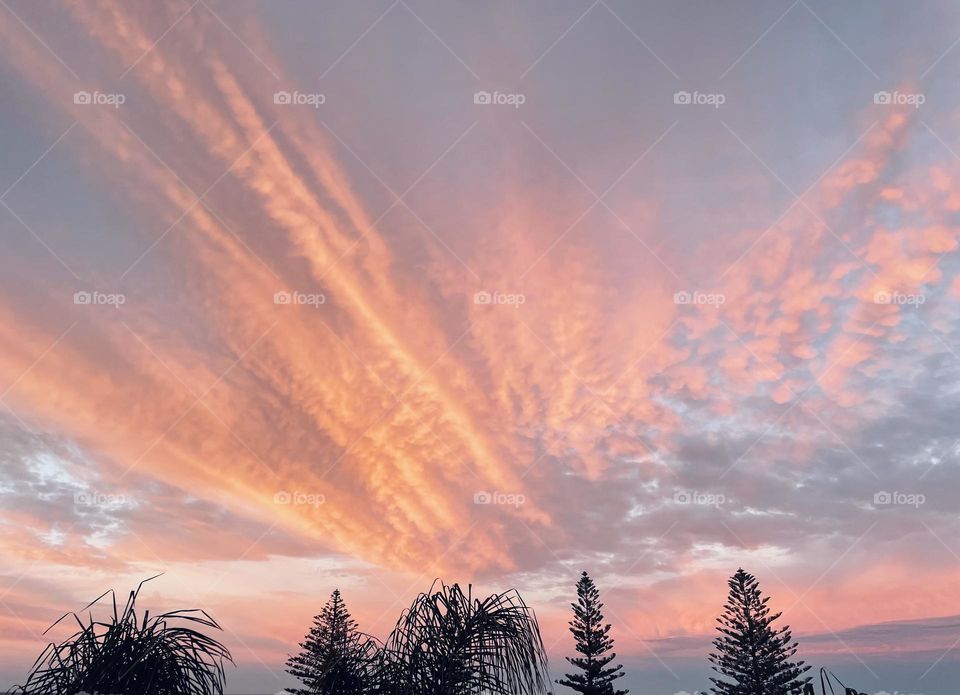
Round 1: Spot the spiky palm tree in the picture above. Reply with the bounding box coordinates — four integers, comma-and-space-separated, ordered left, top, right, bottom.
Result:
14, 575, 233, 695
802, 667, 870, 695
375, 580, 550, 695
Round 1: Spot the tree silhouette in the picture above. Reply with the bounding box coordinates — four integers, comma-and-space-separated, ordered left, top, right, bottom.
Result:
287, 589, 378, 695
14, 575, 232, 695
708, 568, 810, 695
376, 580, 550, 695
556, 571, 628, 695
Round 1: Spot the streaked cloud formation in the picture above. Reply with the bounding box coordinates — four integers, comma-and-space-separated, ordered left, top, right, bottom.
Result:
2, 1, 960, 692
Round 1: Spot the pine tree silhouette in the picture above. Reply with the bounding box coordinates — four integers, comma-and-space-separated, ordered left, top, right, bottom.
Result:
556, 571, 628, 695
708, 568, 811, 695
286, 589, 373, 695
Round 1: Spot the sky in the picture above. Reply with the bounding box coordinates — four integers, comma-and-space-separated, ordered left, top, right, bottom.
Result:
1, 1, 960, 693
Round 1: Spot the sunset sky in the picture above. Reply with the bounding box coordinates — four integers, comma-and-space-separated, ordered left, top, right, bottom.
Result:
2, 1, 960, 693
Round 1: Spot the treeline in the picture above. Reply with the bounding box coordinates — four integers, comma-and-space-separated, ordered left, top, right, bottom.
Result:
11, 568, 869, 695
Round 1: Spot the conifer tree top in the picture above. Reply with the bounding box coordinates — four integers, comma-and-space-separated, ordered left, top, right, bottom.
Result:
708, 569, 810, 695
285, 588, 368, 695
557, 571, 628, 695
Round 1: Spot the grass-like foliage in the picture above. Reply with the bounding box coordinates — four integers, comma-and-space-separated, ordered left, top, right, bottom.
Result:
377, 580, 550, 695
803, 667, 869, 695
15, 575, 233, 695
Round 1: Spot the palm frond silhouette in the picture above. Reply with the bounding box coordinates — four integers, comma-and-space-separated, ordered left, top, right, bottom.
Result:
375, 580, 550, 695
14, 575, 233, 695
